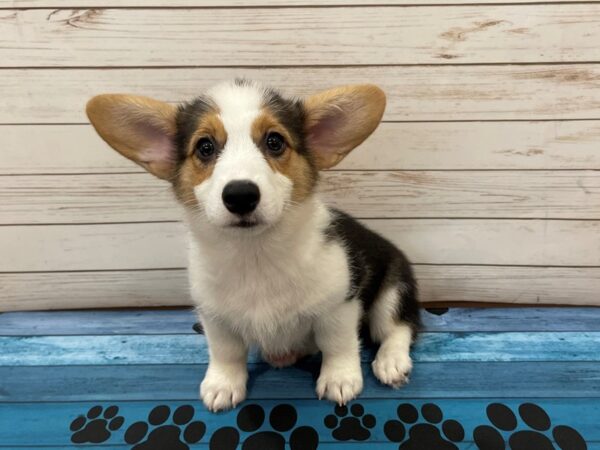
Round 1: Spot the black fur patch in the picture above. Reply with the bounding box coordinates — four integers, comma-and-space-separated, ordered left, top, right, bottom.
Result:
175, 96, 216, 164
325, 209, 421, 333
262, 86, 319, 190
262, 89, 307, 153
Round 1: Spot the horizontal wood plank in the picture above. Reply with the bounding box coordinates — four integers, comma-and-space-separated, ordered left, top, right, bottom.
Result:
2, 362, 599, 401
4, 170, 600, 223
0, 309, 199, 335
5, 65, 600, 123
0, 445, 444, 449
4, 307, 600, 335
0, 445, 513, 450
0, 270, 191, 311
0, 445, 597, 450
5, 121, 600, 174
1, 0, 594, 6
417, 266, 600, 305
0, 400, 596, 445
3, 6, 600, 67
3, 266, 600, 311
2, 332, 598, 365
2, 220, 599, 272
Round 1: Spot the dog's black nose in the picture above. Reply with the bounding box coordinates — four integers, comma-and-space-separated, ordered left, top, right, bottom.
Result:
222, 181, 260, 215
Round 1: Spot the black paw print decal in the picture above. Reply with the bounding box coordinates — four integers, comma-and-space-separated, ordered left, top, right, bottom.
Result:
473, 402, 587, 450
324, 404, 376, 441
70, 405, 125, 444
210, 403, 318, 450
384, 403, 464, 450
125, 405, 206, 450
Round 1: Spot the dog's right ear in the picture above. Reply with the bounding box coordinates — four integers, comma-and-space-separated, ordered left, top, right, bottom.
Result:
86, 94, 178, 180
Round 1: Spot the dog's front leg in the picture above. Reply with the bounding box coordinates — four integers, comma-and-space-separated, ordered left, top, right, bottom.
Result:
314, 300, 363, 405
200, 317, 248, 412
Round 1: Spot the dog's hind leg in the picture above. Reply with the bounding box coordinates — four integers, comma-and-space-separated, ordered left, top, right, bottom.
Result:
369, 282, 420, 387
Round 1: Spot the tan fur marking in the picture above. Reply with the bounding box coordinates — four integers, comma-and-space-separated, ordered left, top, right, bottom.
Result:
188, 113, 227, 157
252, 110, 317, 203
251, 111, 297, 150
173, 113, 226, 208
174, 157, 215, 209
86, 94, 177, 180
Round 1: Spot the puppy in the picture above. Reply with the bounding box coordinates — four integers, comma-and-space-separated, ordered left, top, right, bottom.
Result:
86, 80, 420, 412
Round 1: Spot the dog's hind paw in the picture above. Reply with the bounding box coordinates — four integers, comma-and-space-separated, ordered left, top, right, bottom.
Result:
372, 350, 412, 388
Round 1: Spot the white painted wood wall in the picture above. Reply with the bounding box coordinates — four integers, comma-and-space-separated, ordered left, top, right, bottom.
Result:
1, 0, 599, 311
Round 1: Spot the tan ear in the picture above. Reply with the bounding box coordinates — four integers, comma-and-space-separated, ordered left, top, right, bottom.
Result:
86, 94, 178, 180
304, 84, 386, 169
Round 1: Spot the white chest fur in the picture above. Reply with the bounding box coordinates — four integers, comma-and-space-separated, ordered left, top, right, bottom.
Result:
186, 198, 351, 355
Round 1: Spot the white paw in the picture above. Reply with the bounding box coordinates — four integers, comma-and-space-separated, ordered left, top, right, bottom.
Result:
200, 366, 247, 412
316, 364, 363, 405
372, 349, 413, 388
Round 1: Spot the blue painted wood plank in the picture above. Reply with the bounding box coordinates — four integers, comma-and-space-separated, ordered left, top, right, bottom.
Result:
0, 446, 490, 449
2, 361, 599, 402
0, 309, 198, 336
421, 307, 600, 332
0, 399, 596, 446
3, 307, 600, 336
2, 332, 599, 366
5, 442, 600, 450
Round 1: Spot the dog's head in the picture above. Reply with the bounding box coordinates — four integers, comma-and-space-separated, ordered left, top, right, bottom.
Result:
87, 80, 385, 232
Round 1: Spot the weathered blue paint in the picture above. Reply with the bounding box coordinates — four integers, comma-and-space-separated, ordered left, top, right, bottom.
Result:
2, 361, 600, 402
0, 445, 502, 449
1, 307, 598, 449
1, 331, 599, 366
0, 309, 197, 336
3, 307, 600, 336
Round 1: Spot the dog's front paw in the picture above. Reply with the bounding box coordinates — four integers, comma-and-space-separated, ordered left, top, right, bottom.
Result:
372, 348, 412, 388
316, 364, 363, 405
200, 366, 247, 412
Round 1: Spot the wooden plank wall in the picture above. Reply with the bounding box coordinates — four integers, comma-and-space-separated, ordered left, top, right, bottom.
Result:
1, 0, 599, 310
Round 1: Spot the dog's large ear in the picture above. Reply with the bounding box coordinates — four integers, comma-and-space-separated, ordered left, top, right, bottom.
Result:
304, 84, 386, 170
86, 94, 178, 180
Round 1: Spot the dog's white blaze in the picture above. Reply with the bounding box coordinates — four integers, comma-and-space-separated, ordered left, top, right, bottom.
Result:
194, 81, 292, 228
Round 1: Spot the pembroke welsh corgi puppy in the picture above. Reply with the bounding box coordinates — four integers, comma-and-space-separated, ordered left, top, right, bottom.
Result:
86, 80, 420, 412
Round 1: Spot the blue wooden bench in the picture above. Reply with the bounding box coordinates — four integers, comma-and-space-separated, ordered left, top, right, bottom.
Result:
0, 307, 598, 449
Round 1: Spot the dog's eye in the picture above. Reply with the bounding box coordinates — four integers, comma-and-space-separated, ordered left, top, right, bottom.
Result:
195, 137, 215, 160
265, 132, 286, 155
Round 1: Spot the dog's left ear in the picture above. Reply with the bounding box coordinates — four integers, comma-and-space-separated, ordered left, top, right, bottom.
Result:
304, 84, 386, 169
86, 94, 178, 180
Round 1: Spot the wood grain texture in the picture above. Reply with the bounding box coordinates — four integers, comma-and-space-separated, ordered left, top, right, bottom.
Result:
5, 65, 600, 123
3, 332, 599, 366
0, 270, 190, 311
0, 400, 597, 445
416, 266, 600, 305
0, 309, 200, 335
2, 220, 599, 272
3, 266, 600, 311
3, 6, 600, 67
3, 362, 599, 401
4, 170, 600, 224
5, 121, 600, 174
3, 306, 600, 335
0, 446, 438, 450
1, 0, 594, 6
